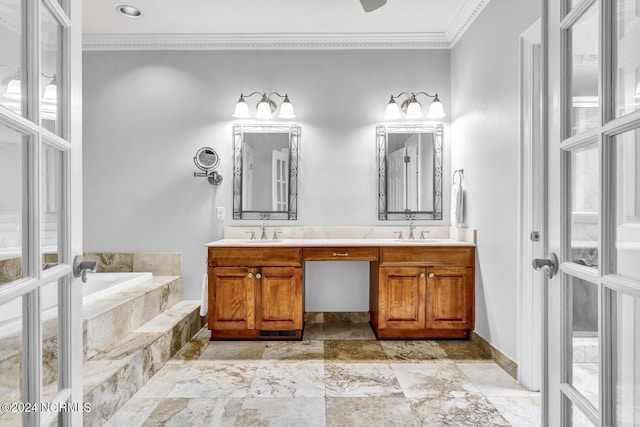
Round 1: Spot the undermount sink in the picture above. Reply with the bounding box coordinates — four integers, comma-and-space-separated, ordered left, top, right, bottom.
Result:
394, 239, 443, 243
242, 239, 283, 244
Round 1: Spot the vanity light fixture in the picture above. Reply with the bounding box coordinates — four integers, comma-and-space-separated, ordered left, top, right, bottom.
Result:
117, 5, 143, 18
233, 92, 296, 119
1, 68, 60, 103
384, 92, 445, 120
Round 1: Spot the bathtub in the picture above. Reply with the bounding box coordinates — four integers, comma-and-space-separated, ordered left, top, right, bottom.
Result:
0, 272, 152, 338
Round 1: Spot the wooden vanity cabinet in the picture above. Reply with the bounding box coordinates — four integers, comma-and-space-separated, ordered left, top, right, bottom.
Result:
372, 246, 475, 339
208, 247, 303, 340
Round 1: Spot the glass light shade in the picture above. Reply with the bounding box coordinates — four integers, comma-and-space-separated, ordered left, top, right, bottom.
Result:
42, 83, 57, 102
405, 99, 423, 119
384, 99, 402, 120
255, 100, 273, 119
427, 97, 445, 119
4, 79, 21, 99
278, 99, 296, 119
233, 98, 251, 118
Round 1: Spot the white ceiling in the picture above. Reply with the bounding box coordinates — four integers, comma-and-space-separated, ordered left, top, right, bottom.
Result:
82, 0, 490, 50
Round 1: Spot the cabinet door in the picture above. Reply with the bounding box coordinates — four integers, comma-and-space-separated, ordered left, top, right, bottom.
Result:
426, 267, 474, 330
378, 267, 426, 330
255, 267, 303, 330
209, 267, 255, 330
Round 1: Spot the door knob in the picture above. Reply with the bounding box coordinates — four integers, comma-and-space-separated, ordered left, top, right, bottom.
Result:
428, 273, 435, 278
247, 273, 254, 278
532, 253, 559, 279
256, 273, 262, 279
419, 272, 425, 278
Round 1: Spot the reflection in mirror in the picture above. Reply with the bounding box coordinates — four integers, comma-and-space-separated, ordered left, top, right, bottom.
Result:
233, 123, 299, 220
378, 124, 442, 220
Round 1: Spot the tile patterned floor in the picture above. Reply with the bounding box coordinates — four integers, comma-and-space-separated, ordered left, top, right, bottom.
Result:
104, 323, 541, 426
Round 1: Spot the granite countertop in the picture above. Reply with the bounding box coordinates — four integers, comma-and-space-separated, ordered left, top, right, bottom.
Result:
206, 238, 475, 247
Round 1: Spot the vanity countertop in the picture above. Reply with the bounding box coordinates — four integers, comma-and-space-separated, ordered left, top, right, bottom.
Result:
206, 238, 475, 247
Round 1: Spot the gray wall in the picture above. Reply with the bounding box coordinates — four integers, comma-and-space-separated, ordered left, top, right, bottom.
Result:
451, 0, 539, 359
83, 50, 451, 303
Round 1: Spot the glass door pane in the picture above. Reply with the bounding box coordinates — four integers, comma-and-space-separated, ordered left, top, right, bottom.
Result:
615, 0, 640, 118
0, 0, 24, 117
41, 2, 63, 136
569, 142, 599, 268
612, 128, 640, 280
42, 143, 64, 269
42, 279, 59, 404
0, 123, 29, 284
569, 3, 600, 136
0, 296, 23, 426
613, 290, 640, 426
567, 275, 600, 410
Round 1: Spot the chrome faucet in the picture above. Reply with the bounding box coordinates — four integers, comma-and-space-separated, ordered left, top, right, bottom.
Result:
73, 255, 98, 283
408, 222, 416, 240
260, 222, 268, 240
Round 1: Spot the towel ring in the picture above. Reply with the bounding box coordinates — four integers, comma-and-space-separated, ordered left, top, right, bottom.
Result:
453, 169, 464, 185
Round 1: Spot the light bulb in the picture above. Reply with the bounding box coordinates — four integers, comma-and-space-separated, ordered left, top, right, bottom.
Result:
405, 96, 423, 119
255, 95, 273, 119
4, 78, 21, 100
233, 95, 251, 118
427, 95, 445, 119
278, 95, 295, 119
42, 82, 57, 103
384, 97, 401, 120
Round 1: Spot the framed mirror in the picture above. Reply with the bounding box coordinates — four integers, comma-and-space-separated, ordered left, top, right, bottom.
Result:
233, 123, 300, 220
377, 123, 443, 220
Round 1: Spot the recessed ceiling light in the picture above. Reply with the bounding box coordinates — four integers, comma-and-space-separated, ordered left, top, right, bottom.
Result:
117, 5, 142, 18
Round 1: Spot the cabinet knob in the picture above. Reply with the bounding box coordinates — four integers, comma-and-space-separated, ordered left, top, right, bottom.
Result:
419, 272, 426, 278
428, 273, 435, 278
256, 273, 262, 279
247, 273, 254, 278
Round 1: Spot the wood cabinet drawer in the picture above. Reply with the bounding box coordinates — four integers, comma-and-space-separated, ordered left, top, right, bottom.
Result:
303, 247, 379, 261
380, 246, 474, 267
208, 247, 302, 267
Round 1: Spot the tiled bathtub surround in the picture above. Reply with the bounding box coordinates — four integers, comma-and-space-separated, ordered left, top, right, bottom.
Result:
83, 276, 182, 359
0, 252, 182, 283
222, 226, 476, 244
105, 323, 541, 427
84, 252, 182, 276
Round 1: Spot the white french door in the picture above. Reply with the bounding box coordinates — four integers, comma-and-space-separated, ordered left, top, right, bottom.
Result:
545, 0, 640, 425
0, 0, 83, 426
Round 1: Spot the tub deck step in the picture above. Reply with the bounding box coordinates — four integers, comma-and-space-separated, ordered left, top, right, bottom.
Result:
83, 275, 182, 360
82, 300, 204, 427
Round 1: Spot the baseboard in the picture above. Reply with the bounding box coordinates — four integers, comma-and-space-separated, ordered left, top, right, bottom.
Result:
305, 312, 370, 323
470, 331, 518, 380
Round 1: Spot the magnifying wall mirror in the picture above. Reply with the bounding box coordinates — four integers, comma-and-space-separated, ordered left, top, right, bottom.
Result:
233, 123, 300, 220
377, 123, 443, 220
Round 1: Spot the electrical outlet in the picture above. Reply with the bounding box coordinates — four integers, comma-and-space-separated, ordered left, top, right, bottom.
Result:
216, 207, 225, 220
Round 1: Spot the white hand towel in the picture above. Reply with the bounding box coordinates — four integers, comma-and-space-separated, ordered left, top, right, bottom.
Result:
451, 183, 464, 227
199, 272, 208, 316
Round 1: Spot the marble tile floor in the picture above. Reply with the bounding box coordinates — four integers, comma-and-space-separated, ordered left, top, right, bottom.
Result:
104, 323, 541, 427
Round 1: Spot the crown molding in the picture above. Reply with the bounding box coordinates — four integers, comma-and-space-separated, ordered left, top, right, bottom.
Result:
82, 32, 451, 51
446, 0, 490, 47
82, 0, 491, 51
